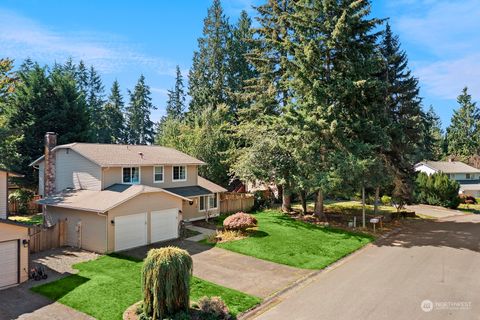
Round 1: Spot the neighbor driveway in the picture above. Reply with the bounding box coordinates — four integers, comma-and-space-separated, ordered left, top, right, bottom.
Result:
250, 214, 480, 320
407, 204, 467, 219
0, 248, 97, 320
124, 239, 312, 298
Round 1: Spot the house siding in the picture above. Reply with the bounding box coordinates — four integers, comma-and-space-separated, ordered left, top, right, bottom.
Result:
0, 172, 7, 219
182, 194, 220, 221
102, 165, 198, 190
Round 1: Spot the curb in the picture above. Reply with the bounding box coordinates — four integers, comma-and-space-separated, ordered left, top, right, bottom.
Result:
238, 226, 404, 320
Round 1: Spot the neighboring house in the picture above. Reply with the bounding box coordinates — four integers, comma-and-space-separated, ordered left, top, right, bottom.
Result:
414, 160, 480, 197
0, 169, 23, 219
30, 132, 226, 253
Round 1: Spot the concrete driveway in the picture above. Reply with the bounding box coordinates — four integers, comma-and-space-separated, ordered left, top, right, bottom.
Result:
250, 214, 480, 320
124, 239, 311, 298
0, 248, 97, 320
407, 204, 467, 219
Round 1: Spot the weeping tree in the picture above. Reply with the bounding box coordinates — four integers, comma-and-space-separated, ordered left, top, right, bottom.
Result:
142, 247, 193, 320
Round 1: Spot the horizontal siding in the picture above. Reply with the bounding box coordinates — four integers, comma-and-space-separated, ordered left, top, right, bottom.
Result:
38, 163, 44, 196
0, 172, 7, 219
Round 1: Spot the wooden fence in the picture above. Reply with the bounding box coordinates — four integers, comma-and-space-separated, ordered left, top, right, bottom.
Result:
29, 220, 67, 253
9, 195, 42, 215
220, 192, 255, 214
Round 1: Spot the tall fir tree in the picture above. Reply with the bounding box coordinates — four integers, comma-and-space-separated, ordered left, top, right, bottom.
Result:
86, 65, 106, 141
446, 87, 480, 158
165, 66, 186, 120
188, 0, 230, 116
421, 105, 444, 160
126, 75, 156, 145
102, 80, 125, 143
76, 60, 89, 96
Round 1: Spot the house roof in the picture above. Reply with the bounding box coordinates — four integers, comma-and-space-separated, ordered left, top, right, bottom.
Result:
38, 184, 191, 213
415, 161, 480, 174
165, 176, 227, 197
30, 143, 206, 167
0, 168, 24, 177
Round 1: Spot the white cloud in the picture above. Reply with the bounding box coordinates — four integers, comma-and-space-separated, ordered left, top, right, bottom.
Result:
151, 87, 169, 96
0, 8, 176, 76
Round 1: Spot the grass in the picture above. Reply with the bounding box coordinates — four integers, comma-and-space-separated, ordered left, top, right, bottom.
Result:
292, 200, 398, 215
32, 254, 260, 320
8, 213, 43, 225
458, 203, 480, 214
209, 210, 373, 270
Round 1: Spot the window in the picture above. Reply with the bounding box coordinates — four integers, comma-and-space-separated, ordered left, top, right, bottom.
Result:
199, 196, 206, 211
122, 167, 140, 184
173, 165, 187, 181
466, 173, 473, 179
154, 166, 164, 183
209, 194, 217, 209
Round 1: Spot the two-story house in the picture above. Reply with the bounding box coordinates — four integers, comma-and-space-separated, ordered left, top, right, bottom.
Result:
31, 132, 226, 253
414, 160, 480, 197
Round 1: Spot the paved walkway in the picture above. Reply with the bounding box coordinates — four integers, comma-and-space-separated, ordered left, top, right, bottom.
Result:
0, 248, 97, 320
185, 224, 216, 242
124, 239, 312, 298
407, 204, 467, 219
249, 214, 480, 320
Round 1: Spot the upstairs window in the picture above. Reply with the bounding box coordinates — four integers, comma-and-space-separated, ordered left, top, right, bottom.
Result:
154, 166, 164, 183
123, 167, 140, 184
173, 165, 187, 181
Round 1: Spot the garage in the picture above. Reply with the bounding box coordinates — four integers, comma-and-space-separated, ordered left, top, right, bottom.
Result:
114, 212, 148, 251
0, 240, 19, 288
151, 208, 179, 243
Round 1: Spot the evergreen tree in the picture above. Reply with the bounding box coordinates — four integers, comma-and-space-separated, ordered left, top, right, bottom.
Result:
126, 75, 156, 145
421, 106, 444, 160
86, 65, 106, 141
102, 80, 125, 143
188, 0, 230, 116
446, 87, 480, 158
165, 66, 185, 120
76, 60, 89, 96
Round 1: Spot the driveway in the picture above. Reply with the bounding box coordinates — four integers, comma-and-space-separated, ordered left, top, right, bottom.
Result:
250, 214, 480, 320
407, 204, 467, 219
0, 248, 97, 320
124, 239, 311, 298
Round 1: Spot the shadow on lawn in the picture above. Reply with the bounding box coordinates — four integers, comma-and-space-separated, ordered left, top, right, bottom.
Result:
31, 274, 90, 301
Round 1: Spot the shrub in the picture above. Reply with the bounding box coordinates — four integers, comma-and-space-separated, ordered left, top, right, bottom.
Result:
8, 188, 34, 215
414, 172, 461, 209
460, 195, 477, 205
223, 212, 257, 231
142, 247, 193, 320
381, 195, 391, 206
197, 296, 230, 320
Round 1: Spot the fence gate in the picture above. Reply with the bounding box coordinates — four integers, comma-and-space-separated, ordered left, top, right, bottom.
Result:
29, 220, 67, 254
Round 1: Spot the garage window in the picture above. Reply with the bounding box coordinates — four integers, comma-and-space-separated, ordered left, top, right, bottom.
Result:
154, 166, 164, 183
173, 166, 187, 181
123, 167, 140, 184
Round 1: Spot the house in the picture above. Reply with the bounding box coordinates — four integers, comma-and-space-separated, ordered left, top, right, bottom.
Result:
30, 132, 226, 253
0, 168, 23, 219
414, 160, 480, 197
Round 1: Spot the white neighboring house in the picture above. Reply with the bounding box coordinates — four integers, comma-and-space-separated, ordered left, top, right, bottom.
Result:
414, 160, 480, 197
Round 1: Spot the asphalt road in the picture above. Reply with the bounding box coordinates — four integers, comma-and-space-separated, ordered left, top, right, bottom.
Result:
251, 213, 480, 320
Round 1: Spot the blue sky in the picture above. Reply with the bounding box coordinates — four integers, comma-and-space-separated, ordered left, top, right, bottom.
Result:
0, 0, 478, 129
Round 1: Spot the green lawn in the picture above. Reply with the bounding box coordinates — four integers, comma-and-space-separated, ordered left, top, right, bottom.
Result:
212, 210, 373, 269
292, 200, 398, 215
32, 255, 260, 320
458, 203, 480, 214
8, 213, 43, 225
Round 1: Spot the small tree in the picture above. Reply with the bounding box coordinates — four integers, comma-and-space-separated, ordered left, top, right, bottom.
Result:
415, 172, 460, 209
142, 247, 193, 320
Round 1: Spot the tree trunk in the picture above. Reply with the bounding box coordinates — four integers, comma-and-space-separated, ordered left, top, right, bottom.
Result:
299, 190, 307, 215
362, 186, 366, 228
281, 185, 292, 213
374, 186, 380, 215
314, 190, 327, 221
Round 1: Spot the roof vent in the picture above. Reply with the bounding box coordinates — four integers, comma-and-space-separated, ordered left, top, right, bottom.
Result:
138, 152, 144, 159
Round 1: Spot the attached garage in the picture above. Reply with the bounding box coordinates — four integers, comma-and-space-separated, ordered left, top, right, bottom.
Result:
0, 220, 30, 290
150, 209, 179, 243
114, 212, 148, 251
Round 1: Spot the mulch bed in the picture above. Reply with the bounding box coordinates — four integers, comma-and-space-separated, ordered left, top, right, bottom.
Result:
123, 301, 217, 320
192, 220, 220, 231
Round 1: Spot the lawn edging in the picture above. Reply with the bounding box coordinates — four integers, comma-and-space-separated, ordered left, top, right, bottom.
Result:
237, 225, 404, 320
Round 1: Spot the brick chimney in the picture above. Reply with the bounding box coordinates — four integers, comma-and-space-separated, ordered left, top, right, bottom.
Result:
44, 132, 57, 197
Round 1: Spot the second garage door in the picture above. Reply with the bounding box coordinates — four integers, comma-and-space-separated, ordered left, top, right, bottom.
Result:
115, 213, 147, 251
0, 240, 18, 289
151, 209, 179, 243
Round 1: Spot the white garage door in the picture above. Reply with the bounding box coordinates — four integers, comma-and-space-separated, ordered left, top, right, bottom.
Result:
115, 213, 147, 251
151, 209, 179, 243
0, 240, 18, 289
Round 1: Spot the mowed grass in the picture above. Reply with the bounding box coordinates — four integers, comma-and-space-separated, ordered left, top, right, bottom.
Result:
213, 210, 373, 269
8, 213, 43, 225
32, 255, 260, 320
292, 200, 398, 215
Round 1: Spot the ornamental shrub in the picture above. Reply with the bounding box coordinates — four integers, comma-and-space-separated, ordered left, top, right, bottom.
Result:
381, 195, 392, 206
8, 188, 34, 215
223, 212, 257, 231
414, 172, 461, 209
142, 247, 193, 320
197, 296, 230, 320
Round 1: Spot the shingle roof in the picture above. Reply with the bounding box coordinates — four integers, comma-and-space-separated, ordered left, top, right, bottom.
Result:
38, 184, 191, 213
416, 161, 480, 174
30, 143, 205, 167
165, 176, 227, 197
